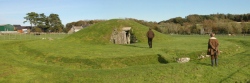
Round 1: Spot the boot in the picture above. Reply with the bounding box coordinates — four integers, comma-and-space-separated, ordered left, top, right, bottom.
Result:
215, 58, 218, 66
211, 59, 214, 67
149, 43, 152, 48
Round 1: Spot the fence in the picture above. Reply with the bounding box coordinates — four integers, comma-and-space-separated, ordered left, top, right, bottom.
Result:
0, 32, 69, 40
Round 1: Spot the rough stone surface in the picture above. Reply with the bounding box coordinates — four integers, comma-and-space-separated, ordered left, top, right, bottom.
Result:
110, 27, 131, 44
176, 57, 190, 63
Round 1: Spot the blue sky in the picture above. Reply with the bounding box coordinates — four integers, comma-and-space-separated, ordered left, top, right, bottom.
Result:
0, 0, 250, 26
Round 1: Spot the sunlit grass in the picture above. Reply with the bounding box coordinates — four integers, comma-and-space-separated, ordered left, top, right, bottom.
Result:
0, 35, 249, 82
0, 19, 249, 82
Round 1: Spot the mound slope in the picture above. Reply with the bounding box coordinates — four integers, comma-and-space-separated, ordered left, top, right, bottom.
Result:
65, 19, 168, 44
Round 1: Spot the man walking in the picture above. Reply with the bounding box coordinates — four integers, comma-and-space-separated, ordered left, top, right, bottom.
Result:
147, 28, 154, 48
207, 33, 219, 66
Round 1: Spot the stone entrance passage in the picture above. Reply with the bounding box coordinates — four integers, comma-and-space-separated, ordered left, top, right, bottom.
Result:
110, 27, 135, 44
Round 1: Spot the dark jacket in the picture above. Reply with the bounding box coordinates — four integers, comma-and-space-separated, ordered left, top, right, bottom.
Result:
147, 29, 154, 38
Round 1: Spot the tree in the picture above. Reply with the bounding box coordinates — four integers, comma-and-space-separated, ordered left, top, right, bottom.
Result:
24, 12, 64, 32
226, 23, 233, 34
75, 20, 86, 26
33, 26, 42, 32
65, 22, 75, 32
227, 14, 234, 20
190, 24, 200, 34
202, 20, 214, 33
158, 22, 180, 34
173, 17, 185, 25
182, 22, 192, 34
186, 14, 202, 24
23, 12, 39, 28
232, 23, 242, 34
48, 14, 64, 32
37, 13, 49, 32
216, 22, 227, 34
241, 22, 250, 34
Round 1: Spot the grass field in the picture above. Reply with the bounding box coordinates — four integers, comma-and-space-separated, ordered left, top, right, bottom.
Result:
0, 19, 249, 83
0, 33, 68, 40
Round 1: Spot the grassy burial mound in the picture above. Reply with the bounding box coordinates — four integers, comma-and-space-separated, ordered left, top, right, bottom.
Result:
65, 19, 169, 44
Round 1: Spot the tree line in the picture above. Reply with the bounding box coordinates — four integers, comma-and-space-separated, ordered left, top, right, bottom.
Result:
65, 14, 250, 35
108, 14, 250, 35
23, 12, 64, 32
24, 12, 250, 35
156, 13, 250, 35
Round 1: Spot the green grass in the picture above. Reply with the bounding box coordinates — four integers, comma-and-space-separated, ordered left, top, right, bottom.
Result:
0, 35, 249, 83
0, 19, 249, 82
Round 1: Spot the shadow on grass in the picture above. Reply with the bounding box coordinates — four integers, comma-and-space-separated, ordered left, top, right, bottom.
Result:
157, 54, 168, 64
121, 44, 148, 48
196, 62, 211, 66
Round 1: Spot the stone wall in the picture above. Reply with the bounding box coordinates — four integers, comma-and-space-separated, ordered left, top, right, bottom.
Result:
110, 27, 131, 44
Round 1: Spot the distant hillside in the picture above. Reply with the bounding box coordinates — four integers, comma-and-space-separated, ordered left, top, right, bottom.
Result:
64, 19, 169, 44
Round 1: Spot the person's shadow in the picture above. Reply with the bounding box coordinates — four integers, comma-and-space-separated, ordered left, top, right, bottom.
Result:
157, 54, 168, 64
122, 44, 147, 48
196, 62, 211, 66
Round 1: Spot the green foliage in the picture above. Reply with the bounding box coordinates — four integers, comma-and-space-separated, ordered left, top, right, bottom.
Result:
48, 14, 64, 32
65, 20, 105, 32
23, 12, 64, 32
32, 27, 42, 32
23, 12, 39, 27
157, 13, 250, 34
